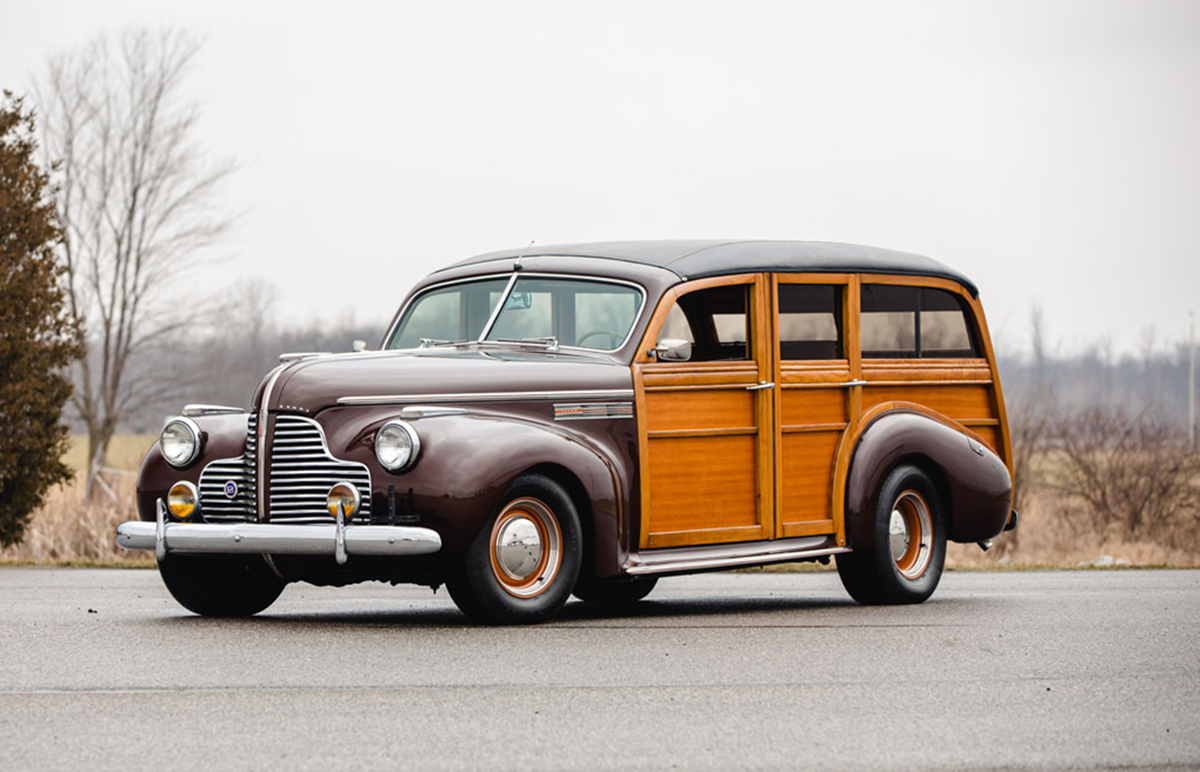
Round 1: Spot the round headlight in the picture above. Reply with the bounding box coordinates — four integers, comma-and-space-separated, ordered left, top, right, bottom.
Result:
160, 417, 201, 468
326, 482, 360, 519
375, 420, 420, 472
167, 481, 199, 520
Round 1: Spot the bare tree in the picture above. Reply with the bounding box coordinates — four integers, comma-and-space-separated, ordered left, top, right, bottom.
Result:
1053, 406, 1200, 541
37, 28, 235, 468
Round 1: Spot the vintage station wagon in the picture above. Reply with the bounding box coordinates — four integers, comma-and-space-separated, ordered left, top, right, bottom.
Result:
118, 240, 1015, 623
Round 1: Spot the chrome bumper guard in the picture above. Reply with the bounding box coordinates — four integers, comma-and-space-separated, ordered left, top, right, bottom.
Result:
116, 500, 441, 565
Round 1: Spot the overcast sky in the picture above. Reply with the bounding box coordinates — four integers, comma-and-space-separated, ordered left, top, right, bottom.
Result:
3, 0, 1198, 355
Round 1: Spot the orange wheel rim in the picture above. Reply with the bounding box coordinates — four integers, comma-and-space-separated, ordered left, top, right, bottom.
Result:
488, 497, 562, 598
888, 490, 933, 580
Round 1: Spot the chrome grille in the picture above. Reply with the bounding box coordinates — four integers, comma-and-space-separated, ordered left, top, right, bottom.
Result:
267, 415, 371, 523
197, 413, 258, 522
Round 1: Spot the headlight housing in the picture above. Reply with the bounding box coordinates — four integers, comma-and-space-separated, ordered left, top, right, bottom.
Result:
375, 420, 420, 472
160, 417, 201, 468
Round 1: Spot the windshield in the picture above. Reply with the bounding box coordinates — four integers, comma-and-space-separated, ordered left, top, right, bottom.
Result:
386, 275, 644, 352
386, 278, 510, 349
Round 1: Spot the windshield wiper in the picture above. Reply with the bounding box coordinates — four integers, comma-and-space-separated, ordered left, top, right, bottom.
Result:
493, 336, 560, 353
418, 338, 469, 349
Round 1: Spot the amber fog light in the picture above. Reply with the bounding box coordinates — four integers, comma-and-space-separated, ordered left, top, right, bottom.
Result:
167, 481, 199, 520
326, 482, 360, 519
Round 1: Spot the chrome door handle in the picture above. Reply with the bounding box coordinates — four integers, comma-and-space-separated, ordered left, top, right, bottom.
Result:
746, 381, 775, 391
838, 379, 867, 387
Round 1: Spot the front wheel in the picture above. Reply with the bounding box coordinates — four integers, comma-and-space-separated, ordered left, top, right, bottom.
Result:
158, 554, 286, 617
836, 464, 946, 605
446, 474, 582, 624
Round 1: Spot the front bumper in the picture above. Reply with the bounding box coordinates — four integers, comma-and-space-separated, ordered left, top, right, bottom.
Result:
117, 500, 442, 564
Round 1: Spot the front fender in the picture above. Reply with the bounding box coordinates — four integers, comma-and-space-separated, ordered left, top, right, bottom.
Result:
136, 413, 251, 522
845, 409, 1012, 548
317, 407, 628, 569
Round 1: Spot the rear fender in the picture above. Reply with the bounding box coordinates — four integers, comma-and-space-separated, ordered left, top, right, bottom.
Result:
844, 408, 1013, 548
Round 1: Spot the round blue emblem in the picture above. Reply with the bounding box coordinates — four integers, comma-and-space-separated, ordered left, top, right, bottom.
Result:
223, 480, 239, 499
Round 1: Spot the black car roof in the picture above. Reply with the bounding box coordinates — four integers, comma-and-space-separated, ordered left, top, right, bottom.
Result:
445, 240, 979, 296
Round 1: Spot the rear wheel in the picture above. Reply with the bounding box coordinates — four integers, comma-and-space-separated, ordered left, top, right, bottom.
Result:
836, 464, 946, 605
158, 554, 286, 617
573, 575, 658, 604
446, 474, 582, 624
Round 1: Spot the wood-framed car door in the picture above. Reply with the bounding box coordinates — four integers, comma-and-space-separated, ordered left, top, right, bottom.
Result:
633, 274, 775, 549
771, 274, 861, 542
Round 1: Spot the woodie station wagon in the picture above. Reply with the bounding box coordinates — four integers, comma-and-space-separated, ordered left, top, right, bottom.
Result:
118, 240, 1016, 623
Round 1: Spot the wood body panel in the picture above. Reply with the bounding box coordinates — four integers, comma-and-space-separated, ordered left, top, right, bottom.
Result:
634, 274, 774, 549
779, 431, 841, 528
631, 268, 1013, 557
862, 384, 993, 421
646, 435, 758, 536
645, 389, 755, 433
772, 276, 854, 538
781, 387, 847, 427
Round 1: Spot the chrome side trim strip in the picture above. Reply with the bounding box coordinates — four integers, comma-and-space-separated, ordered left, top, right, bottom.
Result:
554, 402, 634, 421
116, 519, 442, 558
182, 404, 247, 417
337, 389, 636, 406
626, 545, 850, 575
400, 406, 468, 419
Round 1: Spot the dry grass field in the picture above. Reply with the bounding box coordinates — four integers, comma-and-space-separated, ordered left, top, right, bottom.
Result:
3, 435, 1197, 569
1, 435, 155, 566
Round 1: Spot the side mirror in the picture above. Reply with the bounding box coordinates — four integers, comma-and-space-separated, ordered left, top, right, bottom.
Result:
652, 338, 692, 362
352, 340, 368, 352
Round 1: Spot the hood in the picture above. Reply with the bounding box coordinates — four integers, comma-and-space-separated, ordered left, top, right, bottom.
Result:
262, 349, 633, 414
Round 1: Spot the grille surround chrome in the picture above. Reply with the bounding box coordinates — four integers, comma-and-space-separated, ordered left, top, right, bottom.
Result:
197, 413, 371, 523
197, 414, 258, 522
267, 415, 372, 523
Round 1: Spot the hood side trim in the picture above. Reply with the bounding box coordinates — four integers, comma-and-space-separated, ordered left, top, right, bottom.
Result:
336, 389, 636, 407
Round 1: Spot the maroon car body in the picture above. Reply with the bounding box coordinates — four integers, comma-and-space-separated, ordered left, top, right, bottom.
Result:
122, 240, 1015, 622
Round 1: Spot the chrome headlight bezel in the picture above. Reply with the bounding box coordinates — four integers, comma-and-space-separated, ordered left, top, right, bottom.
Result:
375, 420, 420, 472
160, 417, 202, 468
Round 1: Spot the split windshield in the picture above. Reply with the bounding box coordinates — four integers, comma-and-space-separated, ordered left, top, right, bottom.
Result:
386, 275, 644, 352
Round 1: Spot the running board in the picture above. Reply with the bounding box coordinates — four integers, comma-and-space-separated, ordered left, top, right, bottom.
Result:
625, 535, 849, 576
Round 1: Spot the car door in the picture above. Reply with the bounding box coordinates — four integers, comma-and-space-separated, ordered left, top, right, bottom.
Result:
633, 274, 775, 549
771, 274, 859, 542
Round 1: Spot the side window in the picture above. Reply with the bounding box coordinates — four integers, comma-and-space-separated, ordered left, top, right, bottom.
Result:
778, 284, 843, 360
659, 284, 751, 362
920, 288, 978, 357
861, 285, 918, 358
861, 284, 979, 359
659, 304, 694, 343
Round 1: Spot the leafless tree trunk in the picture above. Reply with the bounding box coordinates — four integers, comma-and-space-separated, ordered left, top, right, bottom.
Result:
36, 28, 235, 473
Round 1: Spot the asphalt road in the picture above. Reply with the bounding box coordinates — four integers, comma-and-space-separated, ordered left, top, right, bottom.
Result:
1, 567, 1197, 771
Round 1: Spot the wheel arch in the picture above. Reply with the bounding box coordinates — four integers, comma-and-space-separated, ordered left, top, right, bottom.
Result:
842, 406, 1013, 549
521, 461, 597, 572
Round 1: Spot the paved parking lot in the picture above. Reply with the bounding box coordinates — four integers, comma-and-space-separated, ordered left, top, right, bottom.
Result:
1, 567, 1197, 770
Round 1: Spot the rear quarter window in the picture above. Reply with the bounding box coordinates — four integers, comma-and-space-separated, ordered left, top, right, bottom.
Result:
861, 284, 980, 359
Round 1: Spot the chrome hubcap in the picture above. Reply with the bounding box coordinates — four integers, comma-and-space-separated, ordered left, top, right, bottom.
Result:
495, 515, 543, 581
889, 490, 933, 580
489, 497, 562, 598
888, 510, 909, 562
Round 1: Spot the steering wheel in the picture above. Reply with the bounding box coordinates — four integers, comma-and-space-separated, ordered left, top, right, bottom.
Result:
576, 330, 623, 349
